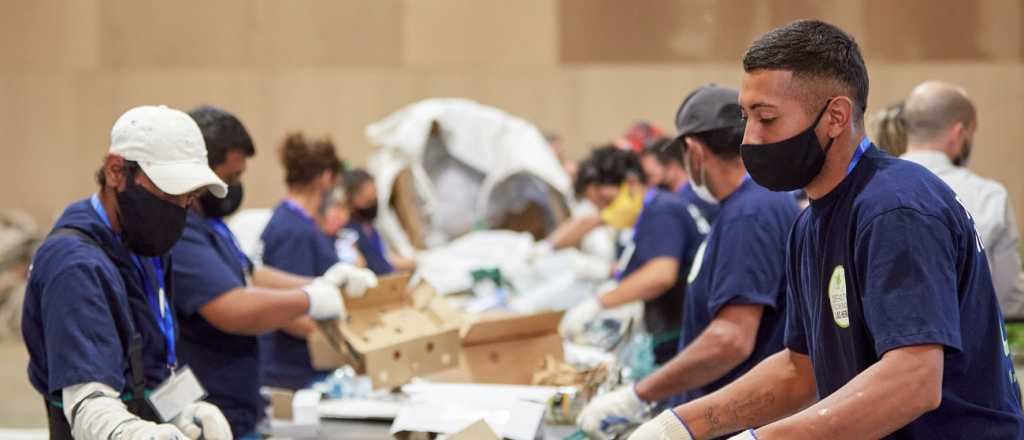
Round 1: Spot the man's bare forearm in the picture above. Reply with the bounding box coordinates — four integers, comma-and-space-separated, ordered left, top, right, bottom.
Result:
636, 305, 764, 402
253, 265, 313, 289
674, 349, 818, 439
599, 257, 677, 308
755, 345, 943, 440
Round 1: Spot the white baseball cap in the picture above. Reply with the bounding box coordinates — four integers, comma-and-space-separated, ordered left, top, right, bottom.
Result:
110, 105, 228, 198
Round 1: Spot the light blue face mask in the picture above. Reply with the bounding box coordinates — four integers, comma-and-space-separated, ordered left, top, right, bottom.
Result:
685, 143, 719, 205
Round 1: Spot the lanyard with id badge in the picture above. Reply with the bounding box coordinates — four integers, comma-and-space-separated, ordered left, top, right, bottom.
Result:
132, 255, 207, 422
90, 194, 208, 421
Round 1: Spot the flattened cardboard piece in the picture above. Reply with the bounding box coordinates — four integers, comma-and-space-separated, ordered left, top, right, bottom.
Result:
447, 419, 501, 440
389, 384, 547, 440
308, 274, 462, 390
428, 310, 566, 385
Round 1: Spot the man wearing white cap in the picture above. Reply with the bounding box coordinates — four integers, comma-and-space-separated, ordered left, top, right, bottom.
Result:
23, 105, 235, 440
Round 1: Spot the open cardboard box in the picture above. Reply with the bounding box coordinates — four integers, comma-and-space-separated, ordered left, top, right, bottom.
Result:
308, 274, 463, 390
429, 310, 565, 385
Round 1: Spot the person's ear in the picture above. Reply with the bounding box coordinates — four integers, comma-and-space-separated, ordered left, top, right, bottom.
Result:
826, 97, 854, 138
684, 137, 704, 170
104, 155, 127, 191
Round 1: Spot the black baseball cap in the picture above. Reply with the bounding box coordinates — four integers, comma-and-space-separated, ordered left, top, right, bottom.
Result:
669, 84, 745, 149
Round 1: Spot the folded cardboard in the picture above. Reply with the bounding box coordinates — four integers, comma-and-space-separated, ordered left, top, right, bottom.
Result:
428, 310, 565, 385
446, 419, 501, 440
308, 274, 463, 390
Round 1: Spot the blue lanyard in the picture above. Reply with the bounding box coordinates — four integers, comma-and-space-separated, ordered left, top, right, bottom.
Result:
206, 217, 251, 274
90, 194, 176, 369
847, 137, 872, 175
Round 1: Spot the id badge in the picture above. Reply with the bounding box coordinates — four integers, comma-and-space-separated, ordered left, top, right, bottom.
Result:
147, 366, 207, 422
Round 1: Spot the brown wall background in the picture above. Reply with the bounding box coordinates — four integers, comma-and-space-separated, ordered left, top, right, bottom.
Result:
2, 0, 1023, 230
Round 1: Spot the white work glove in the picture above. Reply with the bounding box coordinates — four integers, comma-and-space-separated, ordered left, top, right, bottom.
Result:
559, 297, 603, 337
528, 240, 554, 261
63, 382, 189, 440
172, 401, 232, 440
571, 252, 612, 281
578, 385, 651, 439
119, 422, 189, 439
319, 262, 379, 298
628, 410, 694, 440
302, 279, 345, 320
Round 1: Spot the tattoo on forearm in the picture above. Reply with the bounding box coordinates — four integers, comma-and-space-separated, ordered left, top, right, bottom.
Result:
727, 391, 777, 426
704, 404, 722, 433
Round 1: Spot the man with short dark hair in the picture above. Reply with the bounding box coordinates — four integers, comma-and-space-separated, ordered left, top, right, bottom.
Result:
170, 106, 377, 439
900, 81, 1024, 319
630, 20, 1024, 440
578, 86, 795, 440
560, 146, 701, 365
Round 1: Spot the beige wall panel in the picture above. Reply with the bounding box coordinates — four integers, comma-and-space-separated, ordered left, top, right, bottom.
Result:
559, 0, 863, 64
248, 0, 404, 67
571, 65, 741, 154
403, 0, 558, 67
0, 75, 94, 226
99, 0, 255, 67
0, 0, 99, 71
863, 0, 1022, 61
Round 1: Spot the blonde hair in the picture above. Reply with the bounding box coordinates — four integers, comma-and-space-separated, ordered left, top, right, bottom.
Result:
870, 102, 907, 156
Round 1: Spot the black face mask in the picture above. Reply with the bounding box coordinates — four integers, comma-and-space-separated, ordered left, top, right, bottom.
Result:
353, 203, 378, 222
198, 183, 243, 218
116, 180, 188, 257
953, 138, 972, 167
740, 101, 835, 192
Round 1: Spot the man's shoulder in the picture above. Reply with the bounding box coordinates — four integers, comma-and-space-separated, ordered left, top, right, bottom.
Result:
853, 153, 958, 221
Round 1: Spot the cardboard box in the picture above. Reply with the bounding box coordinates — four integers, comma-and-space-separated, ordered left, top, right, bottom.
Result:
308, 274, 462, 390
430, 310, 565, 385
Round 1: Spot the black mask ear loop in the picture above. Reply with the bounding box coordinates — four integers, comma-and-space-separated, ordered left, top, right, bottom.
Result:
816, 99, 836, 156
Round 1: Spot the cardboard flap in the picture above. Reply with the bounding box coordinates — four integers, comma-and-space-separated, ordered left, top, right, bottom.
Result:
461, 310, 564, 346
343, 273, 412, 310
448, 419, 501, 440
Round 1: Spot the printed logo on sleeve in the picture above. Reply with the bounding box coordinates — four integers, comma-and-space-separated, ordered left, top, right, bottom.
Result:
828, 265, 850, 329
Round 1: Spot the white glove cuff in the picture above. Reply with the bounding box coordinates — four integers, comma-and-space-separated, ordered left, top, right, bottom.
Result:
727, 429, 760, 440
630, 384, 650, 409
302, 281, 341, 320
652, 410, 695, 440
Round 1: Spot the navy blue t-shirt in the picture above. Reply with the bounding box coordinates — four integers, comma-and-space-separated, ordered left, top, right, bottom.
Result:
677, 178, 796, 404
171, 211, 262, 435
621, 190, 702, 364
676, 183, 720, 234
259, 201, 339, 390
344, 221, 394, 275
786, 145, 1024, 438
23, 198, 174, 402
